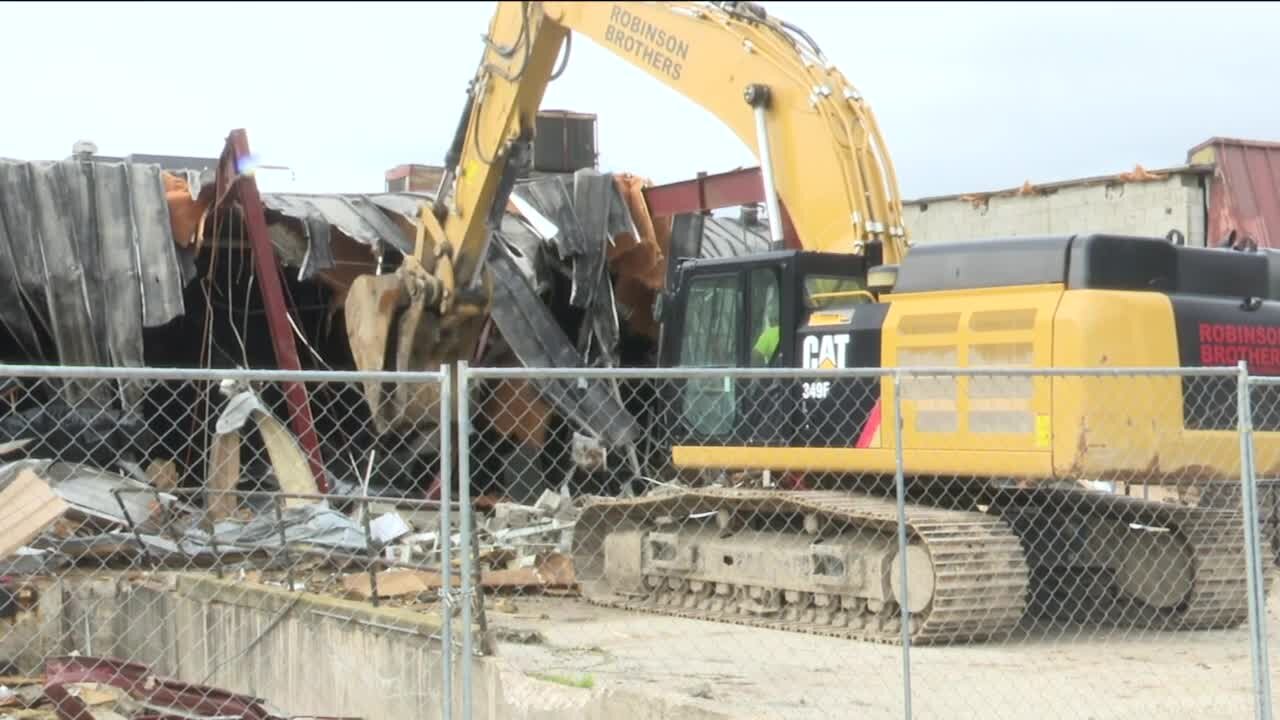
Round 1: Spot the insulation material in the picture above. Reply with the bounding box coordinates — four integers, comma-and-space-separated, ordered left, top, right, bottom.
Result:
608, 173, 672, 340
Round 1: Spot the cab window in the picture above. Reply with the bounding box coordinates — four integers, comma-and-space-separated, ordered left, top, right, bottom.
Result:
749, 268, 782, 367
679, 274, 741, 436
804, 275, 869, 310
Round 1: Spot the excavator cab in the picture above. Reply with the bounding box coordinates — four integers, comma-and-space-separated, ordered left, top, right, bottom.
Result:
656, 250, 876, 450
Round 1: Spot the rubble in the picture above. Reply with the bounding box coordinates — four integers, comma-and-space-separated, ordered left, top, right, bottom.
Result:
0, 655, 333, 720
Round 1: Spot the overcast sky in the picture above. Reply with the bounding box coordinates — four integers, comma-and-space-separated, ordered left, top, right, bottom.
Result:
2, 1, 1276, 199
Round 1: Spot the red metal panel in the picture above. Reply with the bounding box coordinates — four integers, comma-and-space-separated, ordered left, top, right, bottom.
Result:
642, 166, 799, 248
643, 167, 764, 216
45, 656, 280, 720
216, 129, 329, 494
1196, 138, 1280, 249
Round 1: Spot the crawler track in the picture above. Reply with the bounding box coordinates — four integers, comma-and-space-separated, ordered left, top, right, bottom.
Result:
570, 487, 1252, 645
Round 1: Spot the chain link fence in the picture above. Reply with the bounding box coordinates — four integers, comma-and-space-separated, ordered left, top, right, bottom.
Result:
0, 365, 458, 720
2, 362, 1276, 719
458, 364, 1277, 720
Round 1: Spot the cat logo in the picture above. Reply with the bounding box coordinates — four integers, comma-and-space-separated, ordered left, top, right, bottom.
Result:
801, 334, 850, 400
802, 334, 851, 370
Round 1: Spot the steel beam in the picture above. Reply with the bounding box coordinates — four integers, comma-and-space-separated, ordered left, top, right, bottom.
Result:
215, 129, 328, 493
641, 166, 799, 248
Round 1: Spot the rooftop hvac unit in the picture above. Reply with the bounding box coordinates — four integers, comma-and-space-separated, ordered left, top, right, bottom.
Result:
532, 111, 598, 174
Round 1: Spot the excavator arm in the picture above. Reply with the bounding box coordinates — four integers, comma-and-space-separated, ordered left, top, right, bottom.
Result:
345, 0, 907, 429
447, 0, 908, 283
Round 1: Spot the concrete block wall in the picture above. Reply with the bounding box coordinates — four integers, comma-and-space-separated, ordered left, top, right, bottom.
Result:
17, 573, 729, 720
902, 171, 1208, 247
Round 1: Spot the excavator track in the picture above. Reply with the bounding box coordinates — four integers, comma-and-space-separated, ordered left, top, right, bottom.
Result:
573, 488, 1030, 645
570, 486, 1253, 645
1017, 486, 1253, 632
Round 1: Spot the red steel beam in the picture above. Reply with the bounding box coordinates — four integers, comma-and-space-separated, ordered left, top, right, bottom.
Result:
215, 129, 329, 493
641, 166, 799, 249
46, 656, 279, 720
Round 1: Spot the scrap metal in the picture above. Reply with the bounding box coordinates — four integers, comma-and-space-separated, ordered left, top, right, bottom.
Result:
0, 156, 192, 402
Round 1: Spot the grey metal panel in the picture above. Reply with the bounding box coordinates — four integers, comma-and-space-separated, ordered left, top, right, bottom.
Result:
515, 176, 591, 307
92, 163, 146, 379
128, 163, 185, 328
487, 237, 639, 448
0, 157, 184, 370
0, 161, 54, 344
700, 216, 771, 259
572, 169, 611, 311
0, 180, 41, 357
496, 214, 553, 293
299, 214, 335, 279
60, 160, 111, 364
30, 161, 100, 368
260, 193, 416, 256
366, 192, 434, 223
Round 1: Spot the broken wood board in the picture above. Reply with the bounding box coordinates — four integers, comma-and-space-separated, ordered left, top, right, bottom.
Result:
206, 432, 240, 521
257, 413, 315, 506
0, 470, 70, 558
342, 553, 577, 599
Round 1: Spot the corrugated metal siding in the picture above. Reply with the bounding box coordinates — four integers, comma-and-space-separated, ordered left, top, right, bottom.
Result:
258, 192, 427, 280
700, 215, 771, 258
1194, 138, 1280, 249
0, 159, 186, 371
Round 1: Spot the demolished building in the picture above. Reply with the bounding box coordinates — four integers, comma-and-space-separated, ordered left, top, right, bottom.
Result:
0, 125, 772, 512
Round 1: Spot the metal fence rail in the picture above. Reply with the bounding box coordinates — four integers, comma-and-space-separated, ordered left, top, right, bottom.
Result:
1, 362, 1277, 719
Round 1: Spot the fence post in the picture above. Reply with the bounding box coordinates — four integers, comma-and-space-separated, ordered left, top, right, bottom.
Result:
457, 361, 475, 720
892, 370, 913, 720
1238, 360, 1274, 720
439, 365, 454, 720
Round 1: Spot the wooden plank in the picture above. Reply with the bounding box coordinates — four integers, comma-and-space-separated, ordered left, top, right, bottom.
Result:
207, 432, 240, 521
0, 470, 69, 558
341, 553, 577, 599
256, 415, 313, 507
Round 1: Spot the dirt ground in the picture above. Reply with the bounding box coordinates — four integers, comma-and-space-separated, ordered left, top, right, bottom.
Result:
487, 580, 1280, 720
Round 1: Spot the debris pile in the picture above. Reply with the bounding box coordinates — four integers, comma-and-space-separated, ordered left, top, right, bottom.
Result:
0, 655, 322, 720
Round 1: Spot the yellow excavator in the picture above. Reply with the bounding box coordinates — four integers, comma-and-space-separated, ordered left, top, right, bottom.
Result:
346, 0, 1280, 645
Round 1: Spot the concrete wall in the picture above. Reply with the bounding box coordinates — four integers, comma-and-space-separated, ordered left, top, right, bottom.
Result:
11, 573, 727, 720
903, 171, 1208, 247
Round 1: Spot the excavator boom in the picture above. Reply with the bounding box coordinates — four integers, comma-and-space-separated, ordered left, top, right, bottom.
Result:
345, 0, 908, 429
443, 0, 908, 289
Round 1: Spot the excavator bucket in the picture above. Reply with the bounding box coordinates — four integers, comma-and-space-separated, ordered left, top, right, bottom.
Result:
343, 272, 405, 433
343, 200, 492, 435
